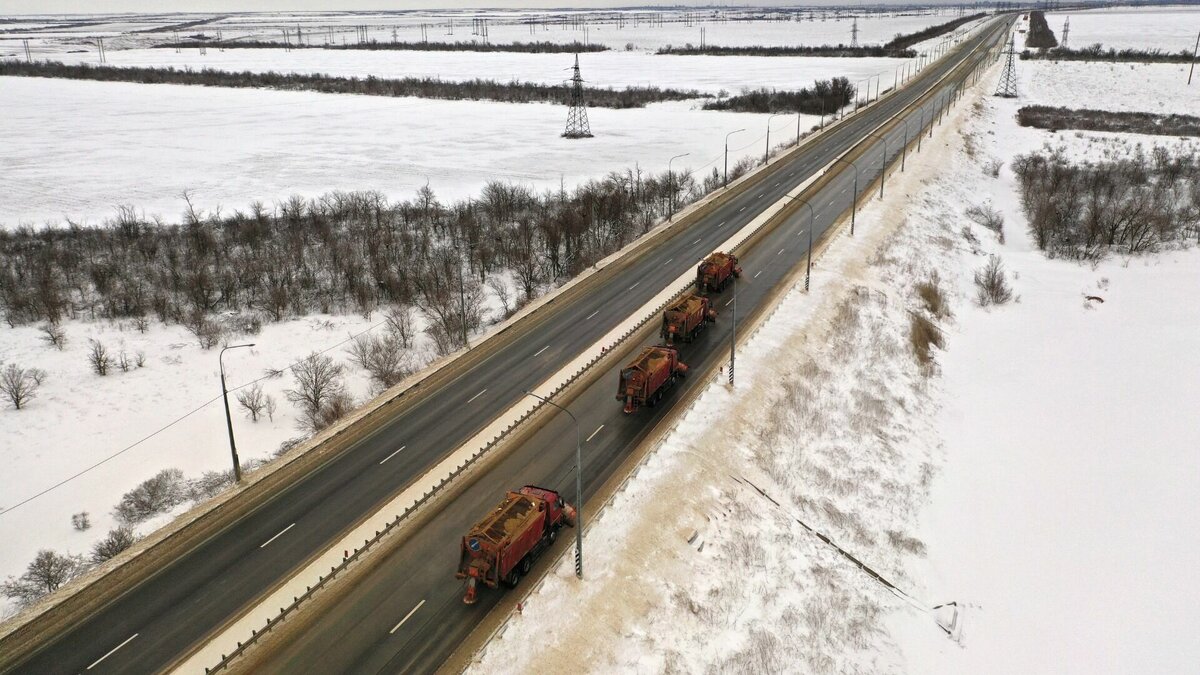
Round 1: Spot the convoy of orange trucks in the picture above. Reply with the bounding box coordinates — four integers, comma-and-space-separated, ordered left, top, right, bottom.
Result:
457, 485, 576, 604
458, 251, 744, 602
661, 294, 717, 345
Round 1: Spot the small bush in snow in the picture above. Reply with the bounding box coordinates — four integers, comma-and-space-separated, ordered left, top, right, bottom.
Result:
285, 352, 350, 433
346, 333, 411, 393
87, 339, 111, 376
974, 256, 1014, 307
915, 274, 950, 319
1, 363, 42, 410
236, 382, 268, 421
275, 436, 306, 457
187, 470, 235, 501
909, 314, 944, 367
113, 468, 186, 524
39, 323, 67, 350
91, 526, 137, 564
185, 313, 224, 350
71, 512, 91, 531
1, 550, 87, 606
117, 350, 131, 373
965, 202, 1005, 243
135, 350, 147, 368
134, 316, 149, 333
887, 529, 928, 556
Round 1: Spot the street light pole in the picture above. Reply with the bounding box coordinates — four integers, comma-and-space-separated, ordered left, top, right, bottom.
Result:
729, 273, 736, 387
220, 343, 255, 483
765, 112, 784, 164
668, 152, 689, 221
831, 157, 859, 236
782, 195, 815, 291
724, 128, 745, 188
523, 391, 583, 580
866, 132, 887, 199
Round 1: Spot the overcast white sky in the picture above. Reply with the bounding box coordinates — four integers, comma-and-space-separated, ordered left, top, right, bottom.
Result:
0, 1, 944, 16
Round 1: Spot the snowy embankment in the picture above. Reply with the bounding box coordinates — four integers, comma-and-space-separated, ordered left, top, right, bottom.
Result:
470, 35, 1200, 675
0, 76, 776, 228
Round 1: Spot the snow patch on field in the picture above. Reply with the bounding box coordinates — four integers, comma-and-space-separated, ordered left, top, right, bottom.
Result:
1019, 59, 1200, 116
0, 77, 776, 229
1045, 6, 1200, 53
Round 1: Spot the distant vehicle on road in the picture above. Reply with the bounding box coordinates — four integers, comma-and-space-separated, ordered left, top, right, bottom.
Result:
696, 251, 742, 293
661, 294, 717, 345
617, 345, 688, 414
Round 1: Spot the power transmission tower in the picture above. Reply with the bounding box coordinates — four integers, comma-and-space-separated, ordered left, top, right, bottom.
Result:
562, 54, 593, 139
850, 17, 860, 48
1062, 17, 1070, 48
995, 35, 1018, 98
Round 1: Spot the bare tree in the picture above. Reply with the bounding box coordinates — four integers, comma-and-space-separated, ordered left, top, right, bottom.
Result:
91, 526, 137, 564
184, 311, 222, 349
346, 333, 410, 392
71, 512, 91, 531
975, 256, 1014, 306
384, 305, 415, 349
117, 350, 131, 373
236, 382, 267, 421
265, 394, 277, 421
487, 275, 513, 317
88, 339, 111, 376
1, 363, 42, 410
39, 323, 67, 350
113, 468, 186, 524
285, 352, 347, 432
1, 550, 87, 606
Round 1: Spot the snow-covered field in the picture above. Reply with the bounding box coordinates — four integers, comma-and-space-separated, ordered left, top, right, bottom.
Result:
46, 46, 913, 96
469, 26, 1200, 675
1046, 6, 1200, 52
0, 77, 780, 228
1019, 59, 1199, 116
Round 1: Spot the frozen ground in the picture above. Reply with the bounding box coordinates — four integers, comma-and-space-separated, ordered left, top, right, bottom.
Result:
0, 9, 956, 57
470, 27, 1200, 675
1018, 59, 1199, 116
1045, 6, 1200, 52
0, 76, 780, 229
45, 46, 914, 96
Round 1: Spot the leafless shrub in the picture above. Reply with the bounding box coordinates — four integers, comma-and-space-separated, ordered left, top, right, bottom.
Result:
91, 527, 137, 564
965, 202, 1005, 242
184, 311, 223, 349
113, 468, 186, 524
262, 367, 285, 380
134, 316, 149, 333
285, 352, 349, 432
983, 158, 1003, 177
347, 333, 411, 392
71, 512, 91, 531
236, 382, 267, 421
187, 470, 235, 501
39, 323, 66, 350
887, 529, 928, 556
265, 395, 277, 421
909, 313, 944, 366
384, 305, 415, 348
1, 550, 87, 606
135, 350, 146, 368
974, 256, 1014, 306
88, 339, 111, 376
117, 350, 131, 373
486, 275, 513, 318
1, 363, 42, 409
915, 273, 950, 319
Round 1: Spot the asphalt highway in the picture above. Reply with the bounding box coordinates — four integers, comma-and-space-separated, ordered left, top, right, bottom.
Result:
6, 18, 1009, 675
250, 20, 1011, 675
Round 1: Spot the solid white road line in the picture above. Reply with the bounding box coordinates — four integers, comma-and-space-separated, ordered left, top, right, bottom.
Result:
260, 523, 296, 549
389, 599, 426, 634
379, 445, 407, 465
585, 309, 599, 321
87, 634, 138, 670
467, 389, 487, 404
533, 345, 549, 357
586, 424, 605, 442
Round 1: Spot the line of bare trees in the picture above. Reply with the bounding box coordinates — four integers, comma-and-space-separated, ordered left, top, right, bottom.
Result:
656, 44, 915, 58
883, 12, 985, 51
0, 60, 703, 110
1011, 146, 1200, 260
703, 77, 854, 115
154, 39, 608, 53
0, 166, 733, 352
1017, 106, 1200, 138
1020, 44, 1199, 64
1025, 11, 1058, 50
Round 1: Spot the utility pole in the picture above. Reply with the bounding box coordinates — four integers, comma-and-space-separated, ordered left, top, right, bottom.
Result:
995, 34, 1018, 98
1061, 16, 1070, 48
867, 132, 887, 198
850, 16, 859, 48
668, 152, 689, 221
23, 38, 31, 62
1189, 30, 1199, 85
765, 112, 784, 164
729, 274, 736, 387
832, 158, 859, 235
220, 343, 255, 483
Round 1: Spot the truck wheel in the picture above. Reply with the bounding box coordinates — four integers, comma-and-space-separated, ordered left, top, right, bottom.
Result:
520, 557, 533, 576
505, 569, 521, 588
548, 527, 559, 544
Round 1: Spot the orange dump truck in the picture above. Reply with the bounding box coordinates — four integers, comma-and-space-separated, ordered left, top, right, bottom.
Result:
617, 345, 688, 414
457, 485, 575, 604
696, 252, 742, 293
661, 294, 717, 345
